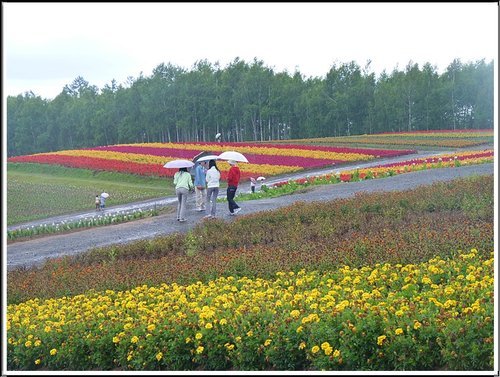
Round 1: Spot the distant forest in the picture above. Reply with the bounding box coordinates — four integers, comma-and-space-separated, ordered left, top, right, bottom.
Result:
6, 57, 493, 157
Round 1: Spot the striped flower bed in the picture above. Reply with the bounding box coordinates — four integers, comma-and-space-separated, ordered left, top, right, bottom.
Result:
7, 143, 415, 180
272, 129, 493, 148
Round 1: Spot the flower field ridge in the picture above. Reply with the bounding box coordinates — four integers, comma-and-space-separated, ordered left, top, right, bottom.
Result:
7, 142, 416, 179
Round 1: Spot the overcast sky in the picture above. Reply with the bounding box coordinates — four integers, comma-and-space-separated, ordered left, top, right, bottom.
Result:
3, 2, 498, 100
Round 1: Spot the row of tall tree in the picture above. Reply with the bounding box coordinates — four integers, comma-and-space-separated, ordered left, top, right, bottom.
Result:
7, 57, 493, 157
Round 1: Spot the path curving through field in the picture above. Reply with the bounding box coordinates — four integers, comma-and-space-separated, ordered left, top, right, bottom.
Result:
6, 161, 494, 271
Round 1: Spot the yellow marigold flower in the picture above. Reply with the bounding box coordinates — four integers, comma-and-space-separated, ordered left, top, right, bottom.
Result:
156, 352, 163, 361
395, 310, 404, 317
235, 336, 242, 342
147, 324, 156, 332
24, 341, 32, 347
34, 340, 41, 347
321, 342, 331, 350
195, 333, 203, 340
444, 287, 455, 296
333, 349, 341, 358
44, 326, 51, 333
113, 336, 120, 343
264, 339, 272, 347
50, 348, 57, 356
131, 336, 139, 343
377, 335, 386, 346
324, 347, 333, 356
219, 318, 227, 325
311, 345, 320, 354
247, 330, 253, 337
395, 328, 404, 335
290, 310, 301, 318
414, 321, 422, 330
35, 359, 41, 365
196, 346, 204, 354
421, 277, 432, 284
296, 325, 303, 333
299, 341, 306, 350
205, 323, 213, 329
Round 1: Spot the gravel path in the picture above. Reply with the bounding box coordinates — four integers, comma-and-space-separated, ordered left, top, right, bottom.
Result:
7, 162, 493, 271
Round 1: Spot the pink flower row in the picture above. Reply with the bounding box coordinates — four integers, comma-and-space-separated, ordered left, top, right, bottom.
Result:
87, 145, 342, 168
175, 141, 416, 157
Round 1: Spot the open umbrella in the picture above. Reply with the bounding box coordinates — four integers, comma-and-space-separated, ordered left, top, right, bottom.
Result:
218, 151, 249, 163
192, 151, 214, 163
196, 154, 219, 162
256, 176, 266, 181
163, 159, 195, 168
101, 192, 109, 198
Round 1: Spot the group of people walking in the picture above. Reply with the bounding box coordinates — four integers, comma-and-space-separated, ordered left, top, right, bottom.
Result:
173, 158, 241, 222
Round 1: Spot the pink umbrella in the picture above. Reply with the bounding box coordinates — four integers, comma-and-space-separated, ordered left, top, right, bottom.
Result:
163, 160, 195, 168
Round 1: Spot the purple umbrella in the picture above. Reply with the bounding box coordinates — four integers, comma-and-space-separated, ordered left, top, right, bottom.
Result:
163, 159, 195, 168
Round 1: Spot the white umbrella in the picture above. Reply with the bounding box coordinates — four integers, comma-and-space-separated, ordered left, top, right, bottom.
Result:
196, 154, 220, 162
163, 159, 195, 168
256, 176, 266, 181
101, 192, 109, 198
218, 151, 249, 163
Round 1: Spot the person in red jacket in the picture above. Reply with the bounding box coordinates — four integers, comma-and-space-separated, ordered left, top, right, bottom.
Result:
226, 160, 241, 215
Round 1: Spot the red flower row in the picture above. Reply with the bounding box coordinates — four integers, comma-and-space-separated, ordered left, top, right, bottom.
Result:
7, 154, 257, 181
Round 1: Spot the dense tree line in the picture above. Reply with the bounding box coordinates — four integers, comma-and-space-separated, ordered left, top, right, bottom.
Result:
6, 57, 493, 157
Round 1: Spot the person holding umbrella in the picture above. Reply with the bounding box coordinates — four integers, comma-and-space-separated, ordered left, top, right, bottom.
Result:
226, 160, 241, 215
100, 192, 109, 210
173, 167, 194, 222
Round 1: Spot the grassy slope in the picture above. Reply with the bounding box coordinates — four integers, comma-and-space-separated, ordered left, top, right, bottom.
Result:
7, 163, 174, 225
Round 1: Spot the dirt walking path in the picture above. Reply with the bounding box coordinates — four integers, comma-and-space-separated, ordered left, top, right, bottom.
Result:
7, 162, 493, 271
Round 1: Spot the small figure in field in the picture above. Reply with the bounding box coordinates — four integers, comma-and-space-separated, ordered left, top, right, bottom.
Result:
100, 192, 109, 210
95, 195, 100, 211
250, 177, 256, 193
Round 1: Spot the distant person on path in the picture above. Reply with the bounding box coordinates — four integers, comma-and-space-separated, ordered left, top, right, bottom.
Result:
194, 160, 207, 212
100, 193, 107, 210
95, 195, 100, 211
250, 177, 256, 193
226, 160, 241, 216
173, 167, 194, 222
204, 159, 221, 219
